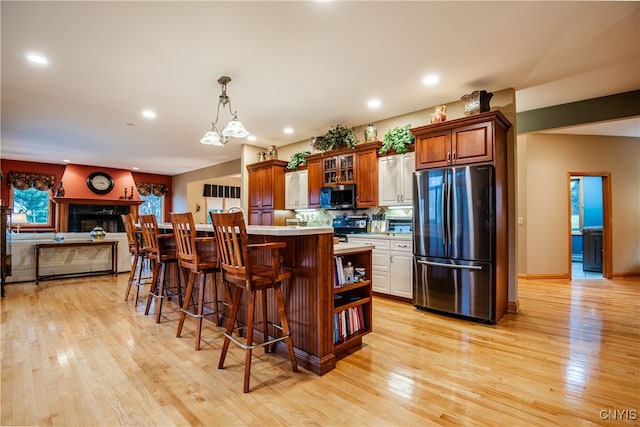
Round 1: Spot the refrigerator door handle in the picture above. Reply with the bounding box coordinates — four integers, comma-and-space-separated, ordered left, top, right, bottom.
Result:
441, 179, 447, 248
446, 180, 452, 246
417, 260, 483, 271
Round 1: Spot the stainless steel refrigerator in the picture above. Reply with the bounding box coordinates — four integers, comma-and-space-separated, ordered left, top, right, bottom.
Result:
413, 164, 496, 323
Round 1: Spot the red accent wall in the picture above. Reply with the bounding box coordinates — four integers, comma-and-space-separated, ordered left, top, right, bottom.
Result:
0, 159, 173, 222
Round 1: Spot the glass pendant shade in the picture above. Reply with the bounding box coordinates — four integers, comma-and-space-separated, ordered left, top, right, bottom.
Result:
221, 114, 250, 138
200, 130, 226, 146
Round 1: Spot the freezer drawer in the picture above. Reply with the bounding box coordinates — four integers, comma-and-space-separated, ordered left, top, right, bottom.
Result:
413, 256, 494, 323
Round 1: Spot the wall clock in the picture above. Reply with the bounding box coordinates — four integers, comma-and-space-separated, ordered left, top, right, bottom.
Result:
86, 171, 114, 195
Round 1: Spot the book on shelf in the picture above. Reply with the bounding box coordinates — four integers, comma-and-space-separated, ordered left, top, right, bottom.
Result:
333, 305, 366, 343
334, 256, 345, 287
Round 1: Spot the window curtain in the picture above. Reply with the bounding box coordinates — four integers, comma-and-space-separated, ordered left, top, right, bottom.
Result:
6, 172, 55, 191
136, 183, 169, 197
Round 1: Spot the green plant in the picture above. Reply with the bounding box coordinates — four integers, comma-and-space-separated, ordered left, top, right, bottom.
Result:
287, 151, 311, 170
379, 124, 415, 154
319, 124, 359, 152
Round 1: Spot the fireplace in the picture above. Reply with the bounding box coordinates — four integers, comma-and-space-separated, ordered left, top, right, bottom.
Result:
67, 204, 130, 232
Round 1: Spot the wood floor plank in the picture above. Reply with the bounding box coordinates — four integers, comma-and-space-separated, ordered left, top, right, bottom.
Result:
2, 274, 639, 426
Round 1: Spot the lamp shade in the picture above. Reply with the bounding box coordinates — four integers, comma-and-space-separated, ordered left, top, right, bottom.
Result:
11, 213, 28, 224
221, 117, 249, 138
200, 130, 223, 146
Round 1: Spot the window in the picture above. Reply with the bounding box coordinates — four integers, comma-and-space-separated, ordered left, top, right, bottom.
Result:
136, 182, 169, 222
7, 171, 56, 228
570, 177, 583, 233
138, 193, 164, 221
12, 187, 52, 225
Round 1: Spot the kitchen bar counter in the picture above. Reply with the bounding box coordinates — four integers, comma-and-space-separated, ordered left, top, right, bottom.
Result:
156, 222, 370, 375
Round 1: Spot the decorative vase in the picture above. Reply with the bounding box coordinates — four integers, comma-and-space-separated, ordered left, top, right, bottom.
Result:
258, 151, 266, 162
266, 145, 278, 160
89, 226, 106, 242
431, 105, 446, 124
55, 181, 65, 197
364, 123, 377, 142
461, 90, 493, 116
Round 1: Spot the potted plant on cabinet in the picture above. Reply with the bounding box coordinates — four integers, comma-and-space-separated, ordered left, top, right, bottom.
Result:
379, 124, 415, 154
318, 124, 359, 152
287, 151, 311, 170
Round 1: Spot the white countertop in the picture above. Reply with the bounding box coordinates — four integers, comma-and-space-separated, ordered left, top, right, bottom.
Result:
333, 243, 374, 255
158, 222, 333, 236
348, 233, 412, 241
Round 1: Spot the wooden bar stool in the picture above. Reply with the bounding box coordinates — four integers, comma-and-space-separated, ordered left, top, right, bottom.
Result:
140, 214, 181, 323
210, 211, 298, 393
171, 212, 230, 351
121, 213, 149, 305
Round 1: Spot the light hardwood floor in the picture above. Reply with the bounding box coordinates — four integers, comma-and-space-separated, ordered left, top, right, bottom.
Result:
2, 273, 639, 426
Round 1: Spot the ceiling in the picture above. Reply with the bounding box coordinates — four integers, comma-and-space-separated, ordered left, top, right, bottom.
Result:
1, 1, 638, 176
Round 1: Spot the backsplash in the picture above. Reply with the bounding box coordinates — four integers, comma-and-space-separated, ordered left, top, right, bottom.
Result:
294, 207, 413, 227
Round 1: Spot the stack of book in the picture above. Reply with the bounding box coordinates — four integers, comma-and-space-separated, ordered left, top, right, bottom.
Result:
333, 305, 365, 343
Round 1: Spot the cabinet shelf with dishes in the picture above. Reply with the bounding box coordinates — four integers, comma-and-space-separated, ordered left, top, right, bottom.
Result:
332, 247, 372, 354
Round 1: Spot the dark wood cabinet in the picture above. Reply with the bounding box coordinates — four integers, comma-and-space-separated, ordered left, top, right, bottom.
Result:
355, 147, 378, 207
413, 113, 507, 170
246, 160, 287, 225
307, 159, 323, 208
1, 206, 11, 297
305, 141, 381, 209
323, 153, 355, 185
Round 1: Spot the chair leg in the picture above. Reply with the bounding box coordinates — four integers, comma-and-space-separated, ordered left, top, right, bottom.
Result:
144, 260, 161, 316
275, 286, 298, 373
219, 287, 243, 370
154, 262, 167, 323
244, 290, 256, 393
133, 254, 145, 306
177, 271, 196, 338
195, 273, 206, 351
124, 252, 139, 301
261, 289, 270, 353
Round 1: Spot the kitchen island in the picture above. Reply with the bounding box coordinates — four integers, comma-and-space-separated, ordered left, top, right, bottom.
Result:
157, 223, 373, 375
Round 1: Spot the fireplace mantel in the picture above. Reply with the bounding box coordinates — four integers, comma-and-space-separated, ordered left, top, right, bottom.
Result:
53, 198, 143, 232
52, 197, 143, 206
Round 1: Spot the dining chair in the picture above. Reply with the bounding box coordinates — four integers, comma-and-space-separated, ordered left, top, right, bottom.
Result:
140, 214, 181, 323
210, 211, 298, 392
171, 211, 230, 350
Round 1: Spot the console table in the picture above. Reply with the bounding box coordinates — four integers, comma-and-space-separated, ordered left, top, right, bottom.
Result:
34, 240, 118, 285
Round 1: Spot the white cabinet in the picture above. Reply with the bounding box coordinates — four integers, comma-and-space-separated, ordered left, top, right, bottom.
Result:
389, 240, 413, 298
378, 152, 415, 206
285, 170, 308, 209
348, 236, 413, 298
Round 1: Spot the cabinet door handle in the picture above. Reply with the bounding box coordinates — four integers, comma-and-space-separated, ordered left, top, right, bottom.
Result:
390, 255, 394, 263
447, 152, 451, 164
452, 151, 457, 162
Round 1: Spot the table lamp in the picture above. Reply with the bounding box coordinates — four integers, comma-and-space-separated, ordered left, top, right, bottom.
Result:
11, 213, 28, 233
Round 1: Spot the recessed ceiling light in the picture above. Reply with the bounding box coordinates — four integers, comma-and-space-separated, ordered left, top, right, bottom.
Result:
132, 167, 140, 171
247, 135, 257, 142
422, 73, 440, 86
63, 159, 71, 163
283, 127, 294, 134
141, 110, 156, 119
26, 53, 48, 65
367, 98, 381, 109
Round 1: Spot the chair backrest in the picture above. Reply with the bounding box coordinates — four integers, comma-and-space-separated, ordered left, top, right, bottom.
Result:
139, 214, 160, 256
170, 212, 198, 269
121, 213, 141, 255
210, 211, 248, 285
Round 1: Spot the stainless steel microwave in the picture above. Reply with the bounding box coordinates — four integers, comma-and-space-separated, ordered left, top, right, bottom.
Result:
320, 184, 356, 209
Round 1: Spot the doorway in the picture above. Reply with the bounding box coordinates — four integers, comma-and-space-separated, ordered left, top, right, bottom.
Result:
568, 172, 612, 279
